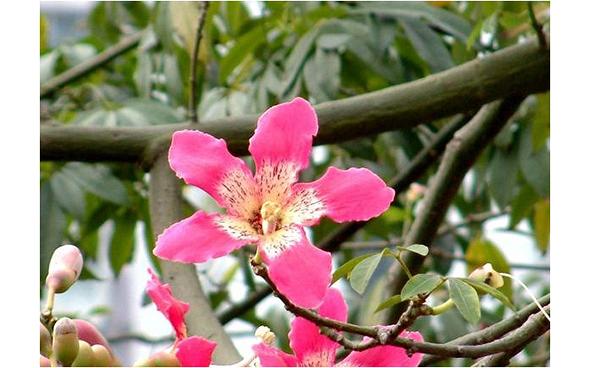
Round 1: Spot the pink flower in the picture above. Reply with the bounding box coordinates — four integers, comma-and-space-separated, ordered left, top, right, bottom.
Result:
146, 269, 216, 367
253, 288, 423, 367
154, 97, 395, 308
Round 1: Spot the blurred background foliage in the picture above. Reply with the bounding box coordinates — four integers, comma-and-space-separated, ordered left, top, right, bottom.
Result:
40, 1, 549, 365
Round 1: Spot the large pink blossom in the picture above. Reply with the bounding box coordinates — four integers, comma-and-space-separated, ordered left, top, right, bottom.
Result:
154, 97, 395, 308
253, 288, 423, 367
146, 269, 216, 367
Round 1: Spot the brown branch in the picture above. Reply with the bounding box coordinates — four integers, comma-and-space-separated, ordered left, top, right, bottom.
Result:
528, 2, 548, 50
420, 294, 550, 366
252, 260, 550, 360
41, 38, 549, 163
386, 97, 525, 322
188, 1, 210, 124
40, 31, 144, 98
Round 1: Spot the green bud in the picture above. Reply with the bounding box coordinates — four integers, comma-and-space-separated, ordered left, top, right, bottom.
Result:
469, 263, 504, 289
72, 340, 94, 367
91, 344, 113, 367
40, 322, 52, 357
52, 317, 79, 367
46, 245, 83, 293
133, 351, 180, 367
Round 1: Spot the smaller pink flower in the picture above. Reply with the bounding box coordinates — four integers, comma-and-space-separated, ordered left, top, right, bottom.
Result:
253, 288, 423, 367
146, 268, 216, 367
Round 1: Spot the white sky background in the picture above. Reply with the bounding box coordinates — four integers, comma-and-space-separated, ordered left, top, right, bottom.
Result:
39, 1, 549, 365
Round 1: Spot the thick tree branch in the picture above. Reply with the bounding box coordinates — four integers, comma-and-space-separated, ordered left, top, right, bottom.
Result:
420, 294, 550, 366
149, 153, 240, 364
188, 1, 210, 124
41, 38, 549, 163
40, 31, 144, 98
386, 97, 525, 322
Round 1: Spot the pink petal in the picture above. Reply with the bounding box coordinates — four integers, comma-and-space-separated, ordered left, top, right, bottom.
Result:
249, 97, 318, 174
146, 268, 189, 341
289, 288, 348, 366
253, 343, 298, 367
154, 212, 256, 264
260, 226, 332, 309
289, 167, 394, 224
169, 130, 259, 218
176, 336, 217, 367
339, 331, 424, 367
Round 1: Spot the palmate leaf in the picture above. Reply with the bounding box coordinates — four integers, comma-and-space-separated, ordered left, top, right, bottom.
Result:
349, 251, 385, 294
332, 252, 375, 284
374, 294, 402, 313
460, 278, 515, 310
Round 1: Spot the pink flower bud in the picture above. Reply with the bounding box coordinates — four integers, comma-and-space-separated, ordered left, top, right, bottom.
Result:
133, 351, 180, 367
40, 355, 51, 367
91, 344, 113, 367
73, 319, 112, 354
46, 245, 83, 293
40, 322, 52, 357
52, 317, 79, 366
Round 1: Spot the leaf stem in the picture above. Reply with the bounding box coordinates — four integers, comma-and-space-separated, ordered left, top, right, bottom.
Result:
500, 272, 550, 322
394, 253, 413, 279
431, 298, 455, 315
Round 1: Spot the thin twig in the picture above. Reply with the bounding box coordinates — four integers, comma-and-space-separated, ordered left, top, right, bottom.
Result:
188, 1, 210, 124
40, 31, 144, 98
527, 2, 548, 50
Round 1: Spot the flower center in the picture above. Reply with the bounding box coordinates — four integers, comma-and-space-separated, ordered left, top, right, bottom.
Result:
260, 201, 282, 235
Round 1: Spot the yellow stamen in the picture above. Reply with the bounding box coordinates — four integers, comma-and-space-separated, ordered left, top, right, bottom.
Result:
260, 201, 281, 235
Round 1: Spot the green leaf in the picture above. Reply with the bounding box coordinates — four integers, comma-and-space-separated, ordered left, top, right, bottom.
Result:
399, 17, 454, 73
448, 278, 481, 324
509, 184, 539, 228
349, 251, 385, 294
219, 26, 266, 83
518, 125, 550, 198
374, 295, 402, 313
62, 163, 128, 205
316, 33, 351, 50
50, 170, 86, 219
401, 273, 444, 301
488, 144, 520, 208
531, 93, 550, 151
465, 237, 512, 301
398, 244, 429, 256
460, 278, 515, 310
533, 199, 550, 253
280, 25, 321, 97
355, 2, 472, 42
332, 253, 374, 284
109, 213, 136, 276
40, 182, 67, 283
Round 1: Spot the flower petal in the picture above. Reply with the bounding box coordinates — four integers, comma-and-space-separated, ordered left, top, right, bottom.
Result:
176, 336, 217, 367
154, 212, 256, 263
253, 343, 298, 367
287, 167, 395, 225
289, 288, 348, 366
146, 269, 189, 341
260, 226, 332, 309
249, 98, 318, 201
338, 331, 424, 367
169, 130, 259, 218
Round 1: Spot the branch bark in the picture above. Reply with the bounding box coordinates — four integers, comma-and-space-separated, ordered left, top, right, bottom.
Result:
41, 38, 549, 163
386, 97, 525, 323
40, 31, 144, 98
188, 1, 210, 124
149, 153, 240, 364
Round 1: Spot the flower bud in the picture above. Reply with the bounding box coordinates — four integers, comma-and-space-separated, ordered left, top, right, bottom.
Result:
52, 317, 79, 367
40, 322, 52, 357
74, 319, 112, 353
407, 183, 427, 202
46, 245, 83, 293
255, 325, 276, 345
133, 351, 180, 367
72, 340, 94, 367
40, 355, 51, 367
469, 263, 504, 289
91, 344, 113, 367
